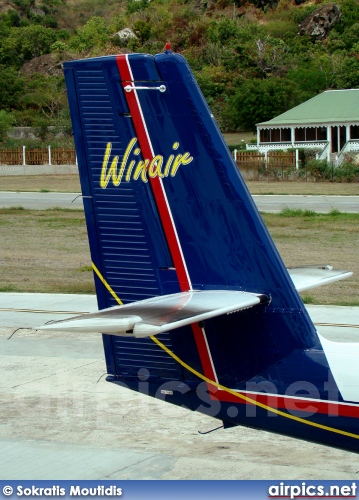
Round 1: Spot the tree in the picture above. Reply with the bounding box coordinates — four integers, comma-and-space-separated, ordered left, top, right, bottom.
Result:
334, 56, 359, 88
225, 78, 300, 131
1, 10, 21, 27
207, 18, 239, 44
0, 25, 56, 66
22, 74, 67, 120
0, 66, 24, 110
132, 20, 152, 44
69, 16, 110, 52
195, 65, 231, 105
254, 36, 289, 77
0, 110, 14, 142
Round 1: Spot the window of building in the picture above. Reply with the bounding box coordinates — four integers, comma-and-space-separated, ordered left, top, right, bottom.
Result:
294, 127, 327, 141
350, 125, 359, 139
271, 129, 281, 142
260, 129, 270, 142
306, 128, 316, 141
295, 128, 305, 141
281, 128, 291, 141
317, 127, 327, 140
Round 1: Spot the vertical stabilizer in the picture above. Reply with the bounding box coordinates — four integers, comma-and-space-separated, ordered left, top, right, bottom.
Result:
63, 51, 359, 452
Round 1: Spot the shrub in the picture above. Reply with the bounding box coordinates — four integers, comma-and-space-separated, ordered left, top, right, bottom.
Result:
126, 0, 149, 15
0, 110, 14, 142
0, 24, 56, 66
33, 115, 49, 140
69, 16, 110, 52
306, 159, 332, 180
132, 20, 152, 43
334, 161, 359, 182
207, 18, 239, 44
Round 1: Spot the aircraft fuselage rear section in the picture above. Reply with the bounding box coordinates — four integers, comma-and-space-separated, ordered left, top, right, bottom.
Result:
64, 52, 359, 452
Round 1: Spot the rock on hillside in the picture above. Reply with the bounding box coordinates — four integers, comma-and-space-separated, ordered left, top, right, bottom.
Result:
20, 53, 74, 77
298, 3, 341, 41
113, 28, 138, 45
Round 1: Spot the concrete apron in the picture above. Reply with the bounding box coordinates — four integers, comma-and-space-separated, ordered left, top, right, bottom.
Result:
1, 294, 359, 480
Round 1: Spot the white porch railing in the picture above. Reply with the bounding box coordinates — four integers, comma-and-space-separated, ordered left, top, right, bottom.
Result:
318, 142, 330, 161
246, 141, 328, 153
246, 142, 288, 152
337, 140, 359, 165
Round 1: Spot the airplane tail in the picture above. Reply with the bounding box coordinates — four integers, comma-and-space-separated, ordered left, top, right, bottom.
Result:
55, 49, 358, 451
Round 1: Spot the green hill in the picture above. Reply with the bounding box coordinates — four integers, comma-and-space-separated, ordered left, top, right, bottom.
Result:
1, 0, 359, 143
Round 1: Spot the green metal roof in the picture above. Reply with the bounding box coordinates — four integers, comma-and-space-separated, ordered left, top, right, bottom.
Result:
258, 89, 359, 126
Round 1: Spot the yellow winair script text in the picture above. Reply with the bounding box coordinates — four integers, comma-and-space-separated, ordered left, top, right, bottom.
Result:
100, 138, 193, 188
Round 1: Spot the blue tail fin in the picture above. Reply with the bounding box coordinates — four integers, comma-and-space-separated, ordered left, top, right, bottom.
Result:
63, 51, 358, 452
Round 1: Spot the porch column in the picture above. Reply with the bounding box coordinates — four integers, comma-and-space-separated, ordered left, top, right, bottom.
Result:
291, 127, 295, 147
346, 125, 350, 142
257, 127, 261, 145
326, 126, 331, 152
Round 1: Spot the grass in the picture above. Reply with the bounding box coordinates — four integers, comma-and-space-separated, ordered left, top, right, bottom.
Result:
0, 175, 81, 193
223, 132, 257, 146
0, 208, 95, 295
278, 207, 359, 222
0, 207, 357, 306
0, 206, 25, 213
301, 295, 316, 304
38, 216, 84, 228
44, 207, 83, 212
1, 175, 359, 195
262, 210, 359, 306
0, 284, 17, 292
280, 207, 317, 218
77, 265, 93, 272
247, 181, 359, 196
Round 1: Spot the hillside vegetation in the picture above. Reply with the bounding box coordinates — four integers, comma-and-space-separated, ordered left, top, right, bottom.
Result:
1, 0, 359, 142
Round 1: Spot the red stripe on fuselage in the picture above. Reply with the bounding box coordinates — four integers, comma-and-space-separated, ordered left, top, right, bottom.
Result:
116, 54, 217, 385
116, 55, 189, 291
210, 387, 359, 418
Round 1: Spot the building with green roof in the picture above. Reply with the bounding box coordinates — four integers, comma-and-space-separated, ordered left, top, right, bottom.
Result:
247, 89, 359, 165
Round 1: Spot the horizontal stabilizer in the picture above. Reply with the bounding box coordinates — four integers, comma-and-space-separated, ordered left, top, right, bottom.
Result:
288, 265, 352, 292
38, 290, 267, 338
